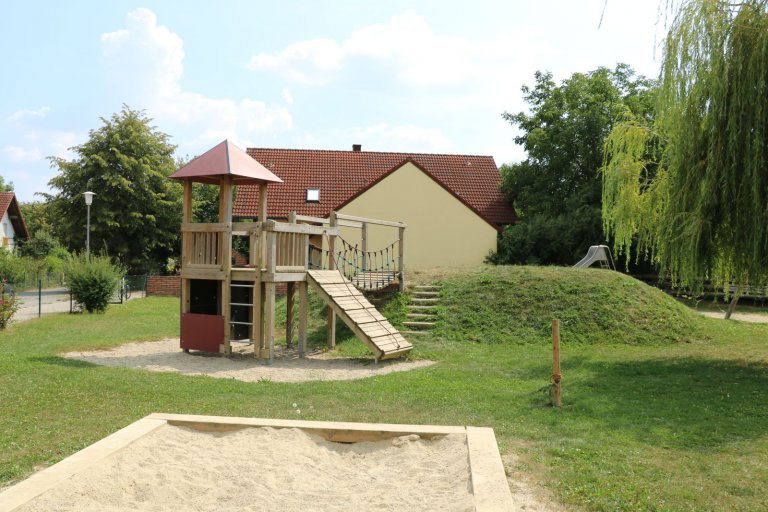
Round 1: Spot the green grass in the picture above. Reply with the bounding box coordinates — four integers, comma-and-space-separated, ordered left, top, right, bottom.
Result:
1, 268, 767, 511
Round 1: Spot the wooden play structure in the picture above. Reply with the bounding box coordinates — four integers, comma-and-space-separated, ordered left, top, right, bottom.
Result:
169, 140, 412, 362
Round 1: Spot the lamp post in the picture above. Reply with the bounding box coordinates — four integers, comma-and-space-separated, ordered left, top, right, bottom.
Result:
83, 191, 95, 257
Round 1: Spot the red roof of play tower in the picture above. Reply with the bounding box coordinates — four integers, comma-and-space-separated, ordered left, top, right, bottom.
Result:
170, 140, 283, 185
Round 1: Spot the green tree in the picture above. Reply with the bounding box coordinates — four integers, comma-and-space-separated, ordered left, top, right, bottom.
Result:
192, 183, 220, 223
0, 176, 13, 192
46, 106, 182, 273
492, 65, 655, 265
601, 1, 768, 301
20, 201, 55, 239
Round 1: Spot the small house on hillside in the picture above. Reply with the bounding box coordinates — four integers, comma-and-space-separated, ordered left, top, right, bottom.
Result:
0, 192, 28, 252
233, 146, 516, 268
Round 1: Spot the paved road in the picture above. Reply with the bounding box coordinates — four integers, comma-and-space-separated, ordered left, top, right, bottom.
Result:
15, 287, 72, 322
14, 287, 143, 323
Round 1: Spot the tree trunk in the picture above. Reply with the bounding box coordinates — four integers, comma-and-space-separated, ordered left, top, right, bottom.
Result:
724, 288, 741, 320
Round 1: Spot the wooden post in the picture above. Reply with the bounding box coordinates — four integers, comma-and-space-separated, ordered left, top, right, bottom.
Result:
327, 212, 338, 348
298, 281, 308, 358
265, 283, 276, 365
286, 282, 295, 348
180, 179, 193, 350
361, 222, 368, 271
551, 319, 562, 407
220, 176, 233, 354
398, 225, 405, 292
251, 224, 263, 358
259, 183, 268, 267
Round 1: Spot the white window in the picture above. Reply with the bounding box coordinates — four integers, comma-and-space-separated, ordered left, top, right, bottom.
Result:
306, 188, 320, 203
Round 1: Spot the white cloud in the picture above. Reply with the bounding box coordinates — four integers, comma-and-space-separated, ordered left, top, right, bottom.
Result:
101, 8, 292, 145
246, 9, 528, 92
6, 107, 51, 123
334, 123, 451, 153
48, 131, 80, 159
248, 38, 344, 84
3, 145, 42, 163
282, 88, 294, 105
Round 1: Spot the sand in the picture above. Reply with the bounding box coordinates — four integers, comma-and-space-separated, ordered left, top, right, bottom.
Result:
58, 340, 566, 510
15, 425, 475, 512
62, 338, 435, 383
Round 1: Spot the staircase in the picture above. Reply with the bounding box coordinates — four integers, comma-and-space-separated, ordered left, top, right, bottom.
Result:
403, 285, 440, 335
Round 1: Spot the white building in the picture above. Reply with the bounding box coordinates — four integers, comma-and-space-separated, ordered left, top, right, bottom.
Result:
0, 192, 29, 252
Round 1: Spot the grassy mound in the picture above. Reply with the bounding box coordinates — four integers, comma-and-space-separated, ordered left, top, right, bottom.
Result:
428, 266, 704, 345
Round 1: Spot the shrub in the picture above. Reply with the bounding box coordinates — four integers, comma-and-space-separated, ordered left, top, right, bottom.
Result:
65, 254, 124, 313
0, 281, 19, 328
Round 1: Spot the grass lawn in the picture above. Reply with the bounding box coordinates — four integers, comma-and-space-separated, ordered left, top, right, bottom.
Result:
1, 266, 767, 511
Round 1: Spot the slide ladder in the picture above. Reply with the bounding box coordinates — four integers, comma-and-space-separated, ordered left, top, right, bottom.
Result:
306, 270, 412, 361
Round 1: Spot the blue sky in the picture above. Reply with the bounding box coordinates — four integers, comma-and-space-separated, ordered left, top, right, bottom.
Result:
1, 1, 664, 203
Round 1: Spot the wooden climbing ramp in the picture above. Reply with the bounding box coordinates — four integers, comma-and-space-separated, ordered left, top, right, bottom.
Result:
307, 270, 412, 361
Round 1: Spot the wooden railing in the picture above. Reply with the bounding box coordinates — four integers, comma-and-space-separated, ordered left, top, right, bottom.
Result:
181, 223, 228, 268
261, 220, 338, 275
292, 212, 406, 291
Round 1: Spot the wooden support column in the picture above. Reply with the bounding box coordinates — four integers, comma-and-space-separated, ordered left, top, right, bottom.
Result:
250, 224, 263, 357
264, 230, 277, 363
398, 225, 405, 292
259, 183, 268, 266
180, 180, 193, 335
286, 282, 295, 348
361, 222, 368, 271
264, 283, 276, 365
326, 212, 338, 349
298, 281, 308, 358
219, 176, 234, 354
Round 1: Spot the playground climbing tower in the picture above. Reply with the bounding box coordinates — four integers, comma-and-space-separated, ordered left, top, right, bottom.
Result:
170, 140, 412, 362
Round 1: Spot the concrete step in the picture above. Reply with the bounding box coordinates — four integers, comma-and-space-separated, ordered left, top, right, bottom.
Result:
403, 321, 435, 329
412, 291, 439, 298
402, 330, 430, 336
411, 285, 441, 291
406, 313, 436, 319
411, 298, 439, 304
408, 305, 438, 311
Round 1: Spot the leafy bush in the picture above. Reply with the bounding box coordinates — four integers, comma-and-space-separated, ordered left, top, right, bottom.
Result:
0, 282, 19, 328
65, 254, 124, 313
0, 250, 25, 284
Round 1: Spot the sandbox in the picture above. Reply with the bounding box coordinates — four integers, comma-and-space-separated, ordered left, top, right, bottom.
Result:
0, 414, 513, 511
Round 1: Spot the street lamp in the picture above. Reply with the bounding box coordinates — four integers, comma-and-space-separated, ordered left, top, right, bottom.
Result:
83, 191, 95, 257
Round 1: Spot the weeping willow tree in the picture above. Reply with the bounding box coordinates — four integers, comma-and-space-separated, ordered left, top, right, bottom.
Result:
602, 0, 768, 306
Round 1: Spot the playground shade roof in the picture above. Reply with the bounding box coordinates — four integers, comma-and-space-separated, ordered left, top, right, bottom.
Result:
169, 140, 283, 185
0, 192, 29, 239
233, 148, 516, 229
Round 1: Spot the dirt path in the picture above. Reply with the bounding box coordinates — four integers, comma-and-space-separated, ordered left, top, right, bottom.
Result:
63, 338, 435, 383
699, 311, 768, 323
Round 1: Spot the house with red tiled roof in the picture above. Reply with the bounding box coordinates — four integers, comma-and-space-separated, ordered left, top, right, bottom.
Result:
233, 146, 516, 268
0, 192, 29, 252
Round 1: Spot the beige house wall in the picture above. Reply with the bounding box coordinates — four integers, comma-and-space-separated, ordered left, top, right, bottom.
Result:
337, 162, 498, 269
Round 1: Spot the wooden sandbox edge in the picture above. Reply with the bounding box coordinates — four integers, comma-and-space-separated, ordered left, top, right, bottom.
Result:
0, 413, 514, 511
466, 426, 515, 511
0, 417, 167, 512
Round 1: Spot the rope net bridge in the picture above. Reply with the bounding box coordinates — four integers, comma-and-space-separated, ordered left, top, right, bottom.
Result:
309, 237, 401, 291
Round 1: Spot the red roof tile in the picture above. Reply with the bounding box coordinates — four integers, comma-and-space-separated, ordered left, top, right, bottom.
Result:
233, 148, 516, 229
0, 192, 29, 239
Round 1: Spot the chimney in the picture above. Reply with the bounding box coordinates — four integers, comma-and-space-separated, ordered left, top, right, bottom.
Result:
352, 144, 362, 152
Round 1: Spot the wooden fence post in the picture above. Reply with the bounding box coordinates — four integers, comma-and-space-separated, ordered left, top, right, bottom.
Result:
552, 319, 562, 407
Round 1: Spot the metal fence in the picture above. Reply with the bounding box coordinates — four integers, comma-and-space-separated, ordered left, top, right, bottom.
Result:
11, 275, 148, 320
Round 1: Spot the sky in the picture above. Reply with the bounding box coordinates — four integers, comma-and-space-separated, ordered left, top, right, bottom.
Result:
0, 1, 666, 203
